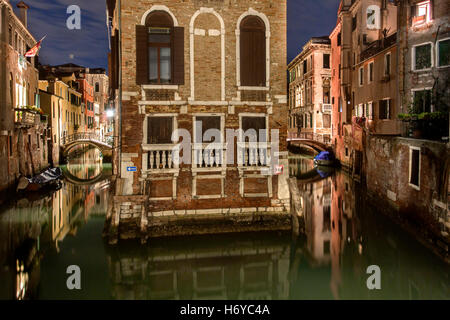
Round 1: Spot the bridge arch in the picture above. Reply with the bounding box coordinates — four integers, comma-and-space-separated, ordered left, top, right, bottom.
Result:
288, 139, 331, 153
61, 133, 112, 156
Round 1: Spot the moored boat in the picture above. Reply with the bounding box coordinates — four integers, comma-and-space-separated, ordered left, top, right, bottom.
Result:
16, 167, 63, 192
313, 151, 336, 167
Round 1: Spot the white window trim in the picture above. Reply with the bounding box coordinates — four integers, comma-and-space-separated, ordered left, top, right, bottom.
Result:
384, 52, 391, 76
436, 37, 450, 68
408, 146, 421, 190
236, 8, 271, 88
412, 42, 434, 72
140, 5, 179, 26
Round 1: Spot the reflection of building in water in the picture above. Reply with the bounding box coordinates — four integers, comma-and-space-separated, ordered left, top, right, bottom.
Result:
329, 171, 361, 299
106, 237, 290, 300
0, 196, 51, 299
300, 177, 332, 266
289, 156, 315, 177
51, 183, 86, 248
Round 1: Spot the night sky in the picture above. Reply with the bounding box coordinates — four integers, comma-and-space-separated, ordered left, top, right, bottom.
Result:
10, 0, 340, 70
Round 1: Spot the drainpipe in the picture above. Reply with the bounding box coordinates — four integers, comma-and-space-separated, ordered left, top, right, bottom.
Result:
118, 0, 122, 180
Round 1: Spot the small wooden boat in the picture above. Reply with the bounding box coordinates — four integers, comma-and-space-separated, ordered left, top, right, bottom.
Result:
17, 167, 63, 192
313, 151, 336, 167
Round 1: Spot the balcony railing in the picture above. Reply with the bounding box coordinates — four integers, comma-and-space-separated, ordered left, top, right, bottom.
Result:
147, 144, 179, 170
238, 142, 270, 167
14, 108, 38, 126
193, 143, 224, 169
322, 103, 332, 113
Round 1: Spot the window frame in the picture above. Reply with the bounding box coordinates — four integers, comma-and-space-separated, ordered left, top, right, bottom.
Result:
323, 53, 330, 69
408, 146, 421, 190
384, 52, 391, 76
379, 98, 391, 120
239, 113, 269, 143
148, 27, 173, 84
411, 88, 433, 113
193, 113, 224, 144
412, 42, 433, 71
436, 37, 450, 68
145, 114, 177, 145
359, 66, 364, 86
368, 61, 374, 83
239, 15, 267, 87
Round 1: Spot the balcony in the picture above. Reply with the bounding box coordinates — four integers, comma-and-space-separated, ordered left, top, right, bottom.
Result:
193, 143, 225, 170
322, 104, 332, 113
237, 142, 270, 168
146, 144, 180, 171
14, 108, 39, 127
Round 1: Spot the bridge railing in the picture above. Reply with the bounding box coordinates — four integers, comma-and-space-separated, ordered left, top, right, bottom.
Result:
290, 132, 332, 145
61, 132, 113, 147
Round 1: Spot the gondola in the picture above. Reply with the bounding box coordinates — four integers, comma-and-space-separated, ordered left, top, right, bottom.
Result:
16, 167, 63, 192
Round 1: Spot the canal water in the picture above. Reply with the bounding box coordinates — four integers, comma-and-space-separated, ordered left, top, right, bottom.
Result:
0, 150, 448, 300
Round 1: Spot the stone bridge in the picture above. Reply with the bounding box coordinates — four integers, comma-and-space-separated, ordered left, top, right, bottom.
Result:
61, 132, 113, 155
287, 136, 332, 153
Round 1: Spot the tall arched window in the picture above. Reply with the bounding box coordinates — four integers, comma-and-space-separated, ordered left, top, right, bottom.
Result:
240, 16, 266, 87
95, 82, 100, 92
136, 11, 184, 85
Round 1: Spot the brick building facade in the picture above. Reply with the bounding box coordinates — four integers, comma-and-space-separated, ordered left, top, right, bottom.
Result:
105, 0, 289, 241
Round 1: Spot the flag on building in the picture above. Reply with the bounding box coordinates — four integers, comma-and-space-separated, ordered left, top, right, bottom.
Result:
25, 36, 46, 57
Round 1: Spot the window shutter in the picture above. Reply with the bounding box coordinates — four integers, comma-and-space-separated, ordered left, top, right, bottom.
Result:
136, 25, 148, 85
172, 27, 185, 85
240, 30, 252, 86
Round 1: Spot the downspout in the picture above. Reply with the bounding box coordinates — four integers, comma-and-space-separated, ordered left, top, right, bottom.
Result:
118, 0, 122, 179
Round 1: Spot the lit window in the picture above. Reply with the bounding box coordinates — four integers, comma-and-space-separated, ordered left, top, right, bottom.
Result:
412, 1, 432, 26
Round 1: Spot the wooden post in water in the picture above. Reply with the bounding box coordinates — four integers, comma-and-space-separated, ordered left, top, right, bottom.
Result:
288, 177, 303, 237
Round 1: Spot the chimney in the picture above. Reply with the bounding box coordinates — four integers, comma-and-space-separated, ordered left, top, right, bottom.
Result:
16, 1, 29, 28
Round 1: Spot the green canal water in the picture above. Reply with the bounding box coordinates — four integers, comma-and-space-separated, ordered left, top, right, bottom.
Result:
0, 151, 448, 300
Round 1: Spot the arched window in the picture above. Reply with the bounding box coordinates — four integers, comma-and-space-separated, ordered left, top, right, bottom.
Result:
240, 16, 266, 86
95, 82, 100, 92
136, 11, 184, 85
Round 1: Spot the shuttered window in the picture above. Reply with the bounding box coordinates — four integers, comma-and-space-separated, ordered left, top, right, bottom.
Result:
242, 116, 267, 142
240, 16, 266, 87
136, 11, 184, 85
147, 117, 173, 144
